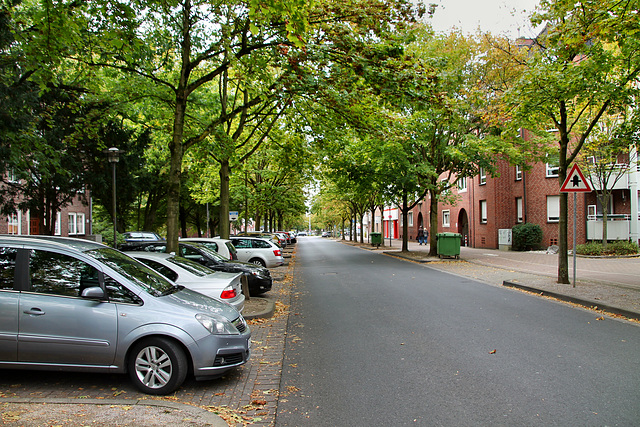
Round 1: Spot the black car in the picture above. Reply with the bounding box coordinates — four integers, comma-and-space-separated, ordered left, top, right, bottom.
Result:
120, 231, 165, 251
126, 241, 273, 295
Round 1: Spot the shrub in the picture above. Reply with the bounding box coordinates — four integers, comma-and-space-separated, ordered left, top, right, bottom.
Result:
606, 240, 639, 255
575, 242, 603, 256
576, 241, 640, 256
512, 223, 543, 251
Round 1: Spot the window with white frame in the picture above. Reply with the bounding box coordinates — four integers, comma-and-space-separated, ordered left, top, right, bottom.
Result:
515, 165, 522, 181
458, 177, 467, 192
8, 212, 19, 234
442, 210, 450, 227
76, 213, 85, 235
479, 168, 486, 185
68, 213, 77, 235
54, 212, 61, 235
546, 162, 559, 178
408, 211, 413, 227
516, 197, 523, 223
480, 200, 488, 224
547, 195, 560, 222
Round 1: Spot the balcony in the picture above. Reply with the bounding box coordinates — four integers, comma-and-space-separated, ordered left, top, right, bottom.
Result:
586, 214, 638, 240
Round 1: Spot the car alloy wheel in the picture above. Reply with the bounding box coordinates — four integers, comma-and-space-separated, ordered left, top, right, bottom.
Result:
128, 337, 188, 395
250, 258, 266, 267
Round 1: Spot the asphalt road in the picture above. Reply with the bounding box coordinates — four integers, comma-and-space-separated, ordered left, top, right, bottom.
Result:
276, 238, 640, 426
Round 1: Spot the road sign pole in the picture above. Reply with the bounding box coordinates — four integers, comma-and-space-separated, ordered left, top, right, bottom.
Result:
560, 163, 592, 288
573, 192, 577, 288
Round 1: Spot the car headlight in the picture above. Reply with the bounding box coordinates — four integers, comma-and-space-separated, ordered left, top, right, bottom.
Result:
196, 313, 239, 335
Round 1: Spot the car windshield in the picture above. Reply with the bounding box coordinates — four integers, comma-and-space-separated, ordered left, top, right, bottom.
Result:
167, 256, 213, 277
87, 248, 179, 297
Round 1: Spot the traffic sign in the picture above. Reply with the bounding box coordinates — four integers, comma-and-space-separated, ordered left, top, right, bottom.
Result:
560, 164, 592, 192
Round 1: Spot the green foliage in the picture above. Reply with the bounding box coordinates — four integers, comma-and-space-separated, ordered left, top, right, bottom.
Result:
512, 223, 543, 251
91, 208, 126, 249
576, 241, 640, 256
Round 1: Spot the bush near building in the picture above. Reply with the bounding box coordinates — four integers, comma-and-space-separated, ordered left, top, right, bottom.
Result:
576, 241, 640, 256
512, 223, 543, 251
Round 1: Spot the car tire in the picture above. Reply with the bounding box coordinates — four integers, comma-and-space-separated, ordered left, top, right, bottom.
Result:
128, 337, 188, 395
249, 258, 266, 267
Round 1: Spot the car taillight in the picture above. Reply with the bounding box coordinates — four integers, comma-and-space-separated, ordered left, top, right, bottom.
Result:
273, 249, 282, 257
220, 288, 237, 299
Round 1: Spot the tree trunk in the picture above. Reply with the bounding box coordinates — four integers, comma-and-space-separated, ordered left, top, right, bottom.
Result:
166, 97, 187, 253
558, 191, 569, 283
429, 189, 439, 257
179, 205, 188, 238
602, 207, 609, 247
219, 159, 231, 238
401, 189, 409, 252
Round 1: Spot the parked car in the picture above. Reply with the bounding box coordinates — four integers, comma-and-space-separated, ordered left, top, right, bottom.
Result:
276, 231, 295, 245
125, 251, 245, 313
0, 235, 250, 395
180, 237, 238, 260
229, 236, 285, 268
128, 242, 273, 295
120, 231, 165, 250
235, 232, 283, 248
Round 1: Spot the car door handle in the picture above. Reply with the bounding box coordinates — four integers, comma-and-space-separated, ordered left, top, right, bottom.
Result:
24, 308, 45, 316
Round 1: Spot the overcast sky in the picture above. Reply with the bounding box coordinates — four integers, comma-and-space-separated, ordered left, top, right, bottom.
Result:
427, 0, 541, 38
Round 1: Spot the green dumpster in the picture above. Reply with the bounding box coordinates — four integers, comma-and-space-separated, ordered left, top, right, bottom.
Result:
436, 232, 461, 259
370, 232, 382, 248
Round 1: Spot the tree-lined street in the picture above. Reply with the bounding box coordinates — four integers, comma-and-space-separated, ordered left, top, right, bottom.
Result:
277, 238, 640, 426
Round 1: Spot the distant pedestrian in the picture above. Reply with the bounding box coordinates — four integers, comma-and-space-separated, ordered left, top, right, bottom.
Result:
417, 227, 425, 245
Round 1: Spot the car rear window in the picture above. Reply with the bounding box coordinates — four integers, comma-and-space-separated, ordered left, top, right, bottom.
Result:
231, 238, 251, 249
225, 242, 237, 256
167, 256, 212, 276
253, 239, 272, 249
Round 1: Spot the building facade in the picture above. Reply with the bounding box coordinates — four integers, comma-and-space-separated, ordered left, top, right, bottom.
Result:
1, 178, 92, 238
394, 150, 639, 250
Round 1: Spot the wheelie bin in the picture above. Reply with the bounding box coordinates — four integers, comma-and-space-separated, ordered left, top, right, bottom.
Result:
370, 232, 382, 248
436, 232, 461, 259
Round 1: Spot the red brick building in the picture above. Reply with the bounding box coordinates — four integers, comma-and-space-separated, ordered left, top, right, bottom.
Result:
396, 150, 639, 250
0, 177, 92, 238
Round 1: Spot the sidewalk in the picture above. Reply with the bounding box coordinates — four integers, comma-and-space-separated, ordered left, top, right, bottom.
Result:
369, 238, 640, 321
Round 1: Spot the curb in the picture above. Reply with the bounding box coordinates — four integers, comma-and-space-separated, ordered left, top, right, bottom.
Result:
383, 250, 461, 263
242, 297, 276, 320
0, 397, 227, 426
502, 281, 640, 321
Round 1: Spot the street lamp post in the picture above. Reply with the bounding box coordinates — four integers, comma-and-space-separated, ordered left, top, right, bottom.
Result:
107, 147, 120, 248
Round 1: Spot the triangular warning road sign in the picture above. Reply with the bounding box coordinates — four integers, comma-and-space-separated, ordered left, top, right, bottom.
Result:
560, 164, 592, 192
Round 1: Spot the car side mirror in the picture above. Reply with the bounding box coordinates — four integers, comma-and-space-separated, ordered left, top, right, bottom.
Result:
81, 286, 106, 300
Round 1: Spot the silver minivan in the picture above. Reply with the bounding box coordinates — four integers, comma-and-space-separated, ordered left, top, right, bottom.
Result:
0, 235, 251, 395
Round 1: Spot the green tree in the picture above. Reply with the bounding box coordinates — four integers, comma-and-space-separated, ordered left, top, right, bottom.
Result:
1, 82, 108, 234
500, 0, 640, 283
578, 113, 638, 246
19, 0, 310, 251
